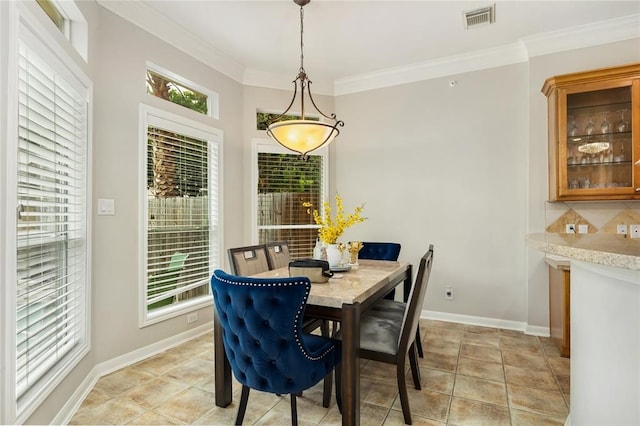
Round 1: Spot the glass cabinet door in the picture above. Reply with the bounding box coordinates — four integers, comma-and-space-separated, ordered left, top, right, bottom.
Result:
543, 63, 640, 201
564, 86, 632, 193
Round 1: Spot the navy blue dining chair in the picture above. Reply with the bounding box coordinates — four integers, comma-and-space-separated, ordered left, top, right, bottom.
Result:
210, 270, 341, 425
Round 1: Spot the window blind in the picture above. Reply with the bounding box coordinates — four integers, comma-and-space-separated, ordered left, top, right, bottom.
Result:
256, 152, 323, 259
146, 126, 216, 311
16, 39, 88, 400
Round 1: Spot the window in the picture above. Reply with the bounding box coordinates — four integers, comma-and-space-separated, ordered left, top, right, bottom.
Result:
146, 63, 218, 118
35, 0, 88, 62
141, 106, 221, 325
14, 25, 90, 419
36, 0, 66, 34
253, 141, 327, 259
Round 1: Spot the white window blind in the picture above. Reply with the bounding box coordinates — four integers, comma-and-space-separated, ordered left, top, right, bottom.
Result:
256, 152, 324, 259
145, 122, 218, 313
16, 38, 88, 402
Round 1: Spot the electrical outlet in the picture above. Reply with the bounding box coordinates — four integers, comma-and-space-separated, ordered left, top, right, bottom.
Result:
445, 286, 454, 300
630, 225, 640, 239
187, 312, 198, 323
578, 224, 588, 234
565, 224, 576, 234
617, 224, 628, 235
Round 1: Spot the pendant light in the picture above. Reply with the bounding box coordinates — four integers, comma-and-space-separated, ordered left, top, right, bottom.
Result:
266, 0, 344, 159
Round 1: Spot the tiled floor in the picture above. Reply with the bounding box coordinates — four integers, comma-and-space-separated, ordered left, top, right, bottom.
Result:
69, 319, 570, 425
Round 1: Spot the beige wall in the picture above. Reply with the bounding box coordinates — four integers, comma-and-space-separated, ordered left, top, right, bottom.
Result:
334, 64, 530, 324
90, 5, 244, 364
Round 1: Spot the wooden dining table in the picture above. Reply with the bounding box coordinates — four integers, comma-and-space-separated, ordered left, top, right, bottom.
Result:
213, 259, 413, 426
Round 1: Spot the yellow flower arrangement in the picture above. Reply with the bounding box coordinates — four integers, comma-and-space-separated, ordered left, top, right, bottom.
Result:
304, 195, 366, 245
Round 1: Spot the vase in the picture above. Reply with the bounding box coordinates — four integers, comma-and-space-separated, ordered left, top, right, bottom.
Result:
325, 243, 343, 268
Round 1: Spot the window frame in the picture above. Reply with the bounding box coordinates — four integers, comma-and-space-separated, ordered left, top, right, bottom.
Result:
146, 61, 219, 119
4, 3, 92, 422
251, 138, 328, 252
139, 104, 223, 328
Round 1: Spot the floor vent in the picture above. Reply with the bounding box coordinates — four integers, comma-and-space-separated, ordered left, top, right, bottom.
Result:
463, 4, 495, 29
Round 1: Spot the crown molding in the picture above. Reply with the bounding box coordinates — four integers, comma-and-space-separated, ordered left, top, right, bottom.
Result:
243, 68, 334, 96
96, 2, 639, 96
96, 0, 245, 83
522, 14, 640, 58
334, 41, 528, 96
335, 13, 640, 96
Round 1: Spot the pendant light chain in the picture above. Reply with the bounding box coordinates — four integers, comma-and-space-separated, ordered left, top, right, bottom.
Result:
265, 0, 344, 159
299, 5, 304, 73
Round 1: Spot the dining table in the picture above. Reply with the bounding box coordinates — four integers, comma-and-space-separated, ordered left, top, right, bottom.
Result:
213, 259, 413, 426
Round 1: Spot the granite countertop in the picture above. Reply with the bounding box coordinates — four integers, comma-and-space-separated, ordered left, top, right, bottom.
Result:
250, 259, 410, 308
528, 233, 640, 271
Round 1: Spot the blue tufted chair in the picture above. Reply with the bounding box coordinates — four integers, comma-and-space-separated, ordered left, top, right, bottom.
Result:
210, 270, 341, 425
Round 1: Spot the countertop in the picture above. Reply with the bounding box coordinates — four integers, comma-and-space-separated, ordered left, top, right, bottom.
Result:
527, 233, 640, 271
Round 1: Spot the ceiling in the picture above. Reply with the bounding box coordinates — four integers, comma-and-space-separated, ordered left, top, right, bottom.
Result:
100, 1, 640, 94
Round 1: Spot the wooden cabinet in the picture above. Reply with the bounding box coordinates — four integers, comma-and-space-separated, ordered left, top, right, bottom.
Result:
546, 255, 570, 358
542, 63, 640, 201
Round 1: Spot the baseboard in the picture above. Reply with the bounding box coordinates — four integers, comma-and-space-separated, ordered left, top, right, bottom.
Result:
52, 323, 213, 424
524, 324, 550, 337
423, 309, 550, 337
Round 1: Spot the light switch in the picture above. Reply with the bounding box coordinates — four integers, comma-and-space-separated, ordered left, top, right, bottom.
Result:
97, 198, 115, 216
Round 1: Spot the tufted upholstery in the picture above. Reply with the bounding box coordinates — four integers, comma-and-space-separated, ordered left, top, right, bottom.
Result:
359, 242, 401, 262
210, 270, 340, 398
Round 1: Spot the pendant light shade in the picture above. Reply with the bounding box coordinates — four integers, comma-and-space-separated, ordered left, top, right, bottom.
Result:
267, 120, 339, 157
266, 0, 344, 159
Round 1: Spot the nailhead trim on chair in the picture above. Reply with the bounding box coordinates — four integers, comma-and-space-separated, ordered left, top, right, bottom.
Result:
212, 271, 335, 361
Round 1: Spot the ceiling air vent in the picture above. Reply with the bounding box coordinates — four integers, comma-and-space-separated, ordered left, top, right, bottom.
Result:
463, 4, 495, 29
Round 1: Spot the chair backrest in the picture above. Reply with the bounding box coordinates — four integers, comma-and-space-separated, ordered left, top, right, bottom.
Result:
265, 241, 291, 270
210, 269, 338, 394
358, 242, 401, 261
228, 245, 270, 276
399, 245, 434, 352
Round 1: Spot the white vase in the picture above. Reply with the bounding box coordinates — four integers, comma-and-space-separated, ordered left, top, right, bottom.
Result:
325, 244, 342, 268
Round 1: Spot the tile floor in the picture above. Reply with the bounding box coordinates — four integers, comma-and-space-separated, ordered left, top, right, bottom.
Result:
69, 319, 570, 425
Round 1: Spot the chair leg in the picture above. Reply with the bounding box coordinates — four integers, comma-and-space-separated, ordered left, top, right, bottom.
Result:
331, 321, 340, 337
321, 320, 330, 337
235, 385, 250, 425
335, 363, 342, 413
416, 327, 424, 358
396, 361, 412, 425
290, 394, 298, 426
320, 317, 334, 406
322, 369, 333, 408
409, 343, 421, 390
